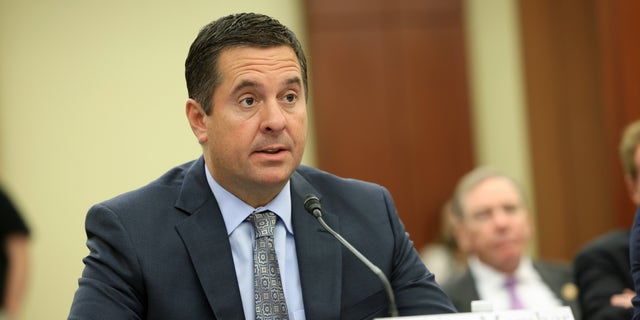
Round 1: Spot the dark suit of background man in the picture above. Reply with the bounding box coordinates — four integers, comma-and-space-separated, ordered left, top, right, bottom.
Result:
623, 120, 640, 320
67, 12, 457, 319
574, 120, 640, 320
442, 167, 580, 318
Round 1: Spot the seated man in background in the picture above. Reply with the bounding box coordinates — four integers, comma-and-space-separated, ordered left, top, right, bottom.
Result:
442, 166, 580, 318
574, 120, 640, 320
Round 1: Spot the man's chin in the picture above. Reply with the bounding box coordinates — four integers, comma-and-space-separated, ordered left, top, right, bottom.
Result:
254, 168, 295, 186
481, 253, 522, 273
497, 255, 523, 272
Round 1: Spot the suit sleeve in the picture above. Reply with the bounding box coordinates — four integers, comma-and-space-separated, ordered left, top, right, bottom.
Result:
382, 187, 458, 315
631, 207, 640, 320
68, 204, 145, 320
574, 238, 633, 320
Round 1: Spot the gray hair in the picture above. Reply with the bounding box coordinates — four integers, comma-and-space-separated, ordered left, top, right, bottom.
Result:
451, 166, 527, 219
620, 120, 640, 180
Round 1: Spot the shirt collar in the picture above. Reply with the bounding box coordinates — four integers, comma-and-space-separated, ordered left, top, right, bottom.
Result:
468, 255, 535, 287
204, 163, 293, 236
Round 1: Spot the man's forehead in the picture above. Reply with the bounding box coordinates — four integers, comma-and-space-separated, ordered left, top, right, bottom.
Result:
218, 45, 300, 68
467, 177, 519, 197
463, 179, 523, 208
217, 47, 301, 83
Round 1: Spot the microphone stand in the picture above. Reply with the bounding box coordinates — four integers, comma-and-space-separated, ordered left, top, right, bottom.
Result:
304, 195, 399, 317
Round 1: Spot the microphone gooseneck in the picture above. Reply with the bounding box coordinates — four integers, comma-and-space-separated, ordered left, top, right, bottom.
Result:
303, 194, 399, 317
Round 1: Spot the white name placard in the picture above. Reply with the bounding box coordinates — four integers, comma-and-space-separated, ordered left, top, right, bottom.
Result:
377, 306, 574, 320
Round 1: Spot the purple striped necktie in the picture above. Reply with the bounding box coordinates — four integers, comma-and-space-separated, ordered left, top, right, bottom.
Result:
505, 276, 524, 309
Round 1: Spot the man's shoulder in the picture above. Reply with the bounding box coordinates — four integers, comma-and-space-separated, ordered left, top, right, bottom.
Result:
532, 259, 575, 286
533, 259, 572, 272
292, 165, 394, 214
96, 159, 198, 210
577, 229, 630, 255
294, 164, 383, 191
440, 269, 476, 313
441, 268, 474, 292
574, 229, 631, 273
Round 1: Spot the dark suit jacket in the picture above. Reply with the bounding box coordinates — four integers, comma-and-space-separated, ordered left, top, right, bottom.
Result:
442, 260, 580, 319
68, 157, 456, 319
629, 206, 640, 320
574, 229, 633, 320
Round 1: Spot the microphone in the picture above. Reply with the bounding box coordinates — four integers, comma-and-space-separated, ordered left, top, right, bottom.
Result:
303, 194, 399, 317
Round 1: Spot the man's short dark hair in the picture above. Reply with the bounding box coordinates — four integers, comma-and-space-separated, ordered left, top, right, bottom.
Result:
185, 13, 308, 115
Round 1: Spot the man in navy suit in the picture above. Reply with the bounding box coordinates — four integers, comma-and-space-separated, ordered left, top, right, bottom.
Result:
575, 120, 640, 320
68, 13, 456, 319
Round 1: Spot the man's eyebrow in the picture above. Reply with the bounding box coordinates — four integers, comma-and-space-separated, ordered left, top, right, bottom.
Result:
231, 77, 302, 95
231, 80, 261, 96
284, 77, 302, 87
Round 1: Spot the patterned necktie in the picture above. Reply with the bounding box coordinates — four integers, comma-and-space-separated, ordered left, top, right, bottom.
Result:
505, 276, 524, 309
248, 211, 289, 320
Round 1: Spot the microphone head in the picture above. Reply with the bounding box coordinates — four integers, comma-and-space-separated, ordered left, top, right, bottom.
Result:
303, 194, 322, 218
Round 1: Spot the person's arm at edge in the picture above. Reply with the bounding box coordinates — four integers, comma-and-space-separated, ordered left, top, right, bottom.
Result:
3, 234, 29, 319
630, 206, 640, 320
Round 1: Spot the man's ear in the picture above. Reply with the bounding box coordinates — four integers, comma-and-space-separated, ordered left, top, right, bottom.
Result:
452, 218, 471, 254
186, 99, 208, 144
625, 175, 640, 206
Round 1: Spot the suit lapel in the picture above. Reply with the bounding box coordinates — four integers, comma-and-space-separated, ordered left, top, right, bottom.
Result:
534, 263, 561, 297
533, 262, 580, 318
458, 271, 481, 312
174, 157, 245, 319
290, 171, 342, 319
172, 162, 345, 319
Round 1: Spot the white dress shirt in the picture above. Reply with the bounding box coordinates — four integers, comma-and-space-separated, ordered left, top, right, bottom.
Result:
205, 165, 306, 319
468, 255, 562, 311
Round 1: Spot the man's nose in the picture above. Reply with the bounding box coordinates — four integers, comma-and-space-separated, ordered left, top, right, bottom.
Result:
493, 210, 512, 227
260, 99, 287, 133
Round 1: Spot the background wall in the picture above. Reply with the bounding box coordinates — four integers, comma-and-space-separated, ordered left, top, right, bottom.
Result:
464, 0, 535, 248
305, 0, 476, 250
465, 0, 531, 199
0, 0, 526, 319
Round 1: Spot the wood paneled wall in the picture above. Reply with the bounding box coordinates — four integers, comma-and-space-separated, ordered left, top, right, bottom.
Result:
305, 0, 639, 259
596, 0, 640, 228
304, 0, 474, 249
520, 0, 640, 260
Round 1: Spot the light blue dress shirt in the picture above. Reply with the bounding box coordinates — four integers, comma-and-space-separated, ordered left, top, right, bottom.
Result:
205, 165, 306, 319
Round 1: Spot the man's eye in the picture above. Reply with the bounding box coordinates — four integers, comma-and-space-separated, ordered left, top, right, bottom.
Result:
240, 97, 255, 107
473, 210, 491, 221
284, 93, 297, 103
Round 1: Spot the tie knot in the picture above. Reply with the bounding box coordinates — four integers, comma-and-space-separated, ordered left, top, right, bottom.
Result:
505, 276, 518, 288
249, 211, 277, 238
